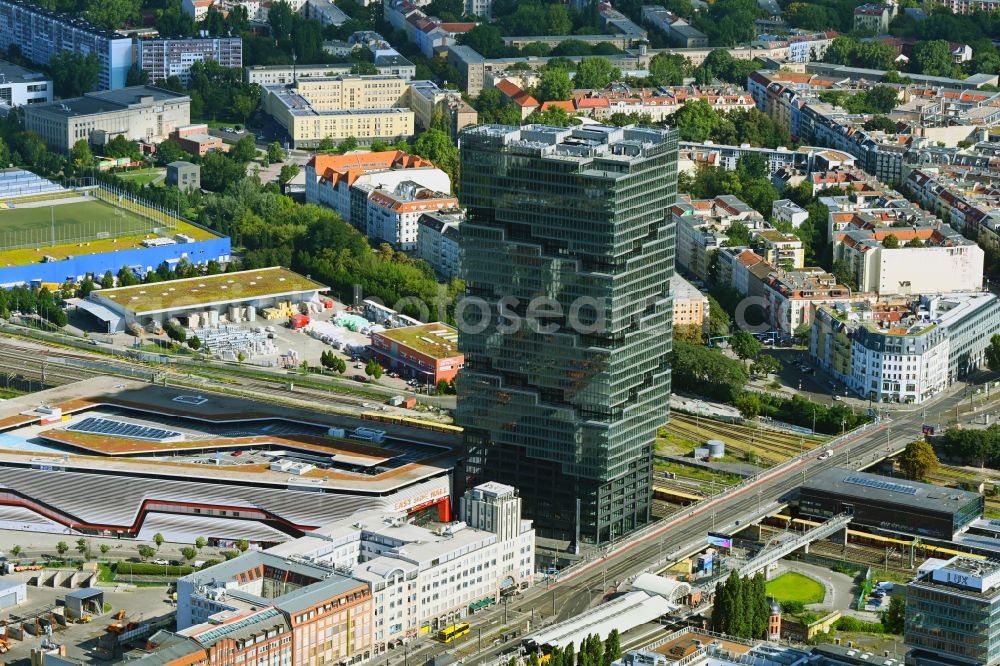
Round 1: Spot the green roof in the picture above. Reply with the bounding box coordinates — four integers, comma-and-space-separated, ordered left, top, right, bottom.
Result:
95, 267, 327, 314
378, 322, 460, 359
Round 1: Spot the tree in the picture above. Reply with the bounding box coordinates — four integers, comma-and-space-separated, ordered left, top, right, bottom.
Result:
267, 142, 286, 163
649, 52, 689, 86
831, 259, 856, 290
70, 139, 93, 168
180, 546, 197, 561
731, 330, 762, 365
100, 544, 110, 555
236, 539, 250, 552
706, 295, 731, 338
104, 135, 142, 161
125, 63, 149, 87
278, 163, 300, 187
904, 237, 924, 248
153, 533, 165, 549
750, 355, 781, 378
351, 61, 380, 75
735, 391, 761, 419
882, 233, 900, 249
914, 40, 958, 77
187, 335, 201, 350
237, 351, 247, 365
85, 0, 141, 30
457, 24, 506, 59
573, 57, 620, 89
537, 66, 573, 102
56, 541, 69, 557
10, 545, 21, 557
195, 537, 207, 550
100, 270, 115, 289
138, 544, 156, 560
882, 595, 905, 634
50, 52, 100, 97
413, 129, 459, 186
231, 135, 258, 164
986, 334, 1000, 374
899, 438, 939, 481
751, 572, 769, 639
674, 323, 703, 344
603, 629, 621, 666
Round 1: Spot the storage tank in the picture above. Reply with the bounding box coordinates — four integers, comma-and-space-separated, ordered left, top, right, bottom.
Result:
229, 305, 241, 322
208, 310, 220, 326
708, 439, 725, 458
246, 306, 257, 322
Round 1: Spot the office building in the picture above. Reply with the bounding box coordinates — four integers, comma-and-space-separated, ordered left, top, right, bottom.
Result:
0, 60, 51, 109
246, 61, 416, 85
261, 75, 414, 147
799, 467, 982, 539
369, 322, 463, 385
23, 85, 191, 154
906, 557, 1000, 666
166, 160, 199, 191
0, 0, 133, 90
136, 38, 242, 86
265, 481, 534, 644
457, 124, 679, 545
417, 209, 463, 279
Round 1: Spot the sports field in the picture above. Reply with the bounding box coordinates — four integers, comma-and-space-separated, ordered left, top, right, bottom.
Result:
0, 196, 219, 267
0, 199, 155, 243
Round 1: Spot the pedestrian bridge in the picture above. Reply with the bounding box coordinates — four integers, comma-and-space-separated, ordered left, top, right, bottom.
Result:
737, 513, 853, 577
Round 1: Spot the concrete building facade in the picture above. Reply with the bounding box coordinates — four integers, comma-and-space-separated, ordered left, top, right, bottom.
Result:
137, 38, 243, 86
23, 86, 191, 154
0, 0, 133, 90
0, 60, 52, 109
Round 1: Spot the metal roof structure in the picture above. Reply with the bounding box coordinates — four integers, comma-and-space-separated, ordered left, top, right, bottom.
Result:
524, 591, 675, 649
801, 467, 981, 513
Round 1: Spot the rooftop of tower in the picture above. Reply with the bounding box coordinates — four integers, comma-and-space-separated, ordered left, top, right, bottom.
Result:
461, 124, 674, 161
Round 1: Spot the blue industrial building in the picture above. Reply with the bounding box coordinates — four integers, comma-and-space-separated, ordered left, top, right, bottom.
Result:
0, 236, 232, 288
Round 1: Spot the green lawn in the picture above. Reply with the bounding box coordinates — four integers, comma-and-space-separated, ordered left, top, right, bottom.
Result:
118, 169, 163, 187
766, 572, 825, 605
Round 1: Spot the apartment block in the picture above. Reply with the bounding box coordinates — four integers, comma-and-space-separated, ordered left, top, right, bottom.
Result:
137, 38, 243, 86
812, 292, 1000, 403
751, 228, 804, 269
0, 0, 133, 90
305, 151, 450, 232
366, 182, 459, 250
406, 79, 477, 132
826, 192, 984, 295
539, 85, 754, 123
262, 75, 414, 147
670, 274, 710, 330
23, 85, 191, 154
417, 208, 463, 279
672, 194, 766, 281
853, 3, 893, 33
772, 199, 808, 228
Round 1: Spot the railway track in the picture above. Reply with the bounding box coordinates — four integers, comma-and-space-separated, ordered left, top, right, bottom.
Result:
666, 413, 816, 465
758, 525, 918, 575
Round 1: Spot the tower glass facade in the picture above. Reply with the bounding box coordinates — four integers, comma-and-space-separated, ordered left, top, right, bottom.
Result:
456, 124, 678, 545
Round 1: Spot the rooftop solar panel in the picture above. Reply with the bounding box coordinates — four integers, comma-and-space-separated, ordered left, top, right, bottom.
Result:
67, 417, 184, 443
844, 475, 917, 495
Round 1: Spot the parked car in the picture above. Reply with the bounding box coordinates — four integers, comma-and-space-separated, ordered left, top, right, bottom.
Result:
152, 558, 170, 565
353, 375, 368, 382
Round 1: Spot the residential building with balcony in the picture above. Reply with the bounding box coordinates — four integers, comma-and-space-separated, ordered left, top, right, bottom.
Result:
136, 38, 242, 86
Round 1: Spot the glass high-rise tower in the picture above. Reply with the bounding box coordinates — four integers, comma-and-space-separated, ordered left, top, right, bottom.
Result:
456, 124, 679, 545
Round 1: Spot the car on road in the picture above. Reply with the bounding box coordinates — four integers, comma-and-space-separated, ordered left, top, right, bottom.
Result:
353, 375, 368, 382
818, 449, 833, 460
355, 363, 364, 369
152, 558, 170, 565
832, 394, 842, 401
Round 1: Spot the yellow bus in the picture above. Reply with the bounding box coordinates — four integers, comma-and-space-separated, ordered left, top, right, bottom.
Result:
437, 622, 470, 643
